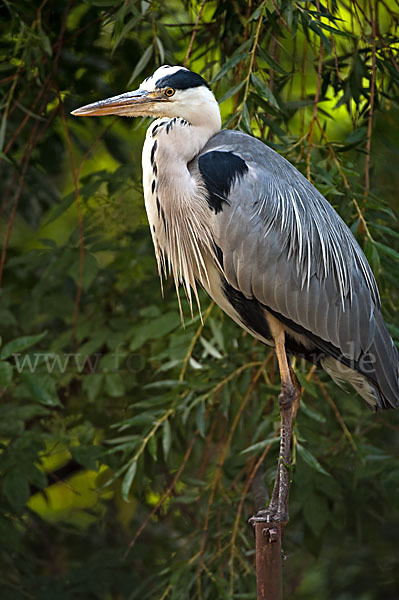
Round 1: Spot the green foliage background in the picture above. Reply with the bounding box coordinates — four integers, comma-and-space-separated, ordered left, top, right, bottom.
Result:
1, 1, 399, 598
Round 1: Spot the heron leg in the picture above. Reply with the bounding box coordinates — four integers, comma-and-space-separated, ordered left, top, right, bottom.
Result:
249, 318, 297, 526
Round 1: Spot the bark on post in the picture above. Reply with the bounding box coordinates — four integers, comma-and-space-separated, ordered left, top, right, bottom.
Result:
253, 521, 282, 600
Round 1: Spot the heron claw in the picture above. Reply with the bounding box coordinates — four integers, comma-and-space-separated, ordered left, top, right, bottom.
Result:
248, 510, 271, 525
248, 508, 288, 527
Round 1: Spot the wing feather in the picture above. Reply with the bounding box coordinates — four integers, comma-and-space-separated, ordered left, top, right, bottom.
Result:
195, 130, 398, 408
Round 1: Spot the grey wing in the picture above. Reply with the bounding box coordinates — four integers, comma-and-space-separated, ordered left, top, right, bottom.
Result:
197, 130, 399, 409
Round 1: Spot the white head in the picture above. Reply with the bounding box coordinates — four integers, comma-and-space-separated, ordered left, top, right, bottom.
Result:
72, 65, 221, 131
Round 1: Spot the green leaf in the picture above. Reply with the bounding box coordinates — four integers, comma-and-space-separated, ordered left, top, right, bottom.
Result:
246, 2, 265, 23
112, 413, 160, 428
0, 110, 7, 153
71, 445, 102, 471
121, 460, 137, 501
373, 241, 399, 261
67, 253, 99, 292
240, 436, 280, 455
144, 379, 185, 389
0, 361, 13, 389
196, 402, 206, 438
317, 20, 356, 39
162, 419, 172, 459
211, 41, 252, 83
241, 101, 251, 134
127, 45, 153, 86
300, 399, 326, 423
148, 434, 157, 461
21, 373, 61, 407
251, 74, 280, 109
257, 47, 288, 75
82, 373, 104, 402
297, 442, 331, 477
1, 331, 48, 360
105, 373, 125, 397
218, 80, 245, 104
344, 126, 367, 145
370, 242, 381, 273
199, 337, 223, 359
43, 192, 75, 226
28, 464, 48, 490
112, 14, 140, 54
303, 492, 330, 537
371, 223, 399, 240
91, 0, 120, 5
0, 310, 16, 327
3, 471, 30, 513
38, 26, 52, 56
308, 20, 332, 54
129, 312, 180, 351
295, 373, 319, 400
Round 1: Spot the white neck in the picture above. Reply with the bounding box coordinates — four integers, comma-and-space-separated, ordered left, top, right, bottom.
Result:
142, 101, 221, 314
143, 87, 221, 180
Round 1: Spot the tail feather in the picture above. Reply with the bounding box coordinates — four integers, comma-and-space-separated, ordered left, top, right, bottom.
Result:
321, 356, 380, 410
368, 312, 399, 409
321, 311, 399, 410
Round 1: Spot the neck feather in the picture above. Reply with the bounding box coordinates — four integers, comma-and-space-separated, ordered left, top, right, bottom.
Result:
142, 114, 220, 315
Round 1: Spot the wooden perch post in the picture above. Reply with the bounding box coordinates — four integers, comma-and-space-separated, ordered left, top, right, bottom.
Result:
249, 365, 301, 599
253, 521, 283, 600
250, 464, 284, 599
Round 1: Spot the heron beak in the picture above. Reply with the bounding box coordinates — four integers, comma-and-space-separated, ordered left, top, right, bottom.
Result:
71, 89, 162, 117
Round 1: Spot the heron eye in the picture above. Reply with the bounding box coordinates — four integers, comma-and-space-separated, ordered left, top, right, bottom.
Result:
164, 88, 175, 97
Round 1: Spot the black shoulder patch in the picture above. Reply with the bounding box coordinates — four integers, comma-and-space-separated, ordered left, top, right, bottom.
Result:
198, 151, 248, 214
155, 69, 210, 91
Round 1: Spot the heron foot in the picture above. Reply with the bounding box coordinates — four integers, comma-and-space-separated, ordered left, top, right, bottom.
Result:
248, 507, 289, 527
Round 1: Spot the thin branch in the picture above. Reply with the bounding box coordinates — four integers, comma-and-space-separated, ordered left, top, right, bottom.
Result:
298, 37, 308, 162
0, 1, 73, 287
330, 27, 343, 84
197, 361, 267, 597
363, 0, 377, 205
179, 302, 214, 381
233, 0, 253, 112
306, 17, 324, 181
314, 115, 373, 241
316, 377, 358, 453
184, 0, 207, 66
134, 408, 174, 464
158, 585, 172, 600
228, 431, 278, 596
0, 96, 55, 287
56, 89, 85, 338
124, 432, 198, 557
271, 0, 288, 28
237, 7, 264, 127
0, 138, 37, 288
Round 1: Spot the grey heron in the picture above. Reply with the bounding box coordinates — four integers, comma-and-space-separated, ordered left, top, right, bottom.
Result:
72, 65, 399, 523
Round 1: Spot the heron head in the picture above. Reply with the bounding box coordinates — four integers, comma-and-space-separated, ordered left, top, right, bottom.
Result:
71, 65, 220, 128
